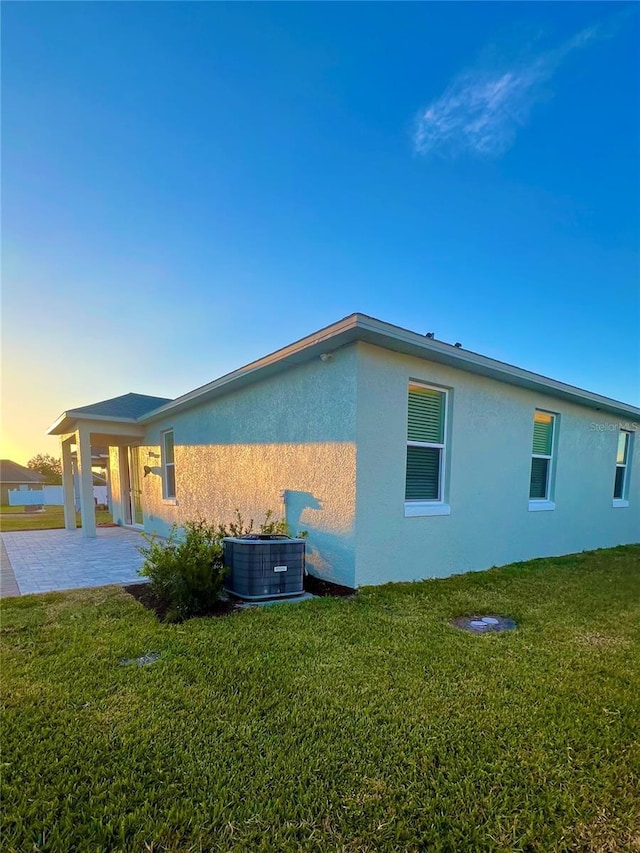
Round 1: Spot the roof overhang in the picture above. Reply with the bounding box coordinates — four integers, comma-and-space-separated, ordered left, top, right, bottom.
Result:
139, 313, 640, 424
46, 412, 146, 443
46, 314, 640, 435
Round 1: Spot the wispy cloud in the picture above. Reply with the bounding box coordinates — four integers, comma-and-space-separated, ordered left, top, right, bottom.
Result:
413, 24, 606, 159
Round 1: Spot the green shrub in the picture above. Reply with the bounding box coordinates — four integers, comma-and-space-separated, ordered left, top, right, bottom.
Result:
215, 508, 254, 539
214, 508, 289, 538
138, 518, 227, 622
256, 509, 289, 536
138, 510, 290, 621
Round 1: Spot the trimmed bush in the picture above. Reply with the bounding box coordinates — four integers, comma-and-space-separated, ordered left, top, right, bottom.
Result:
138, 518, 226, 622
138, 510, 290, 621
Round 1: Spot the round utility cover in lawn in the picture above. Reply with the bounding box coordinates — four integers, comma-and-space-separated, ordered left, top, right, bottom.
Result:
451, 615, 516, 633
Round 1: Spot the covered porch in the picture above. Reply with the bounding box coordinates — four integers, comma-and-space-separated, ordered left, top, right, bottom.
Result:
59, 423, 145, 538
46, 393, 171, 538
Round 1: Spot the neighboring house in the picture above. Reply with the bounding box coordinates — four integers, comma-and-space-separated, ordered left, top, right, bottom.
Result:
47, 314, 639, 588
0, 460, 47, 505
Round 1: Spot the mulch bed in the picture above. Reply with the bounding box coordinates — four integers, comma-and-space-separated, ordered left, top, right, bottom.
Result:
125, 573, 355, 621
303, 574, 355, 597
124, 583, 241, 621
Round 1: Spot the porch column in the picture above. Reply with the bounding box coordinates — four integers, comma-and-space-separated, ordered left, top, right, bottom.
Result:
60, 436, 76, 531
76, 427, 96, 538
104, 457, 112, 512
72, 458, 79, 511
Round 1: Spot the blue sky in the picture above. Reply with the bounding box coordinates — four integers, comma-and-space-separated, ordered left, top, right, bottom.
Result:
2, 2, 638, 462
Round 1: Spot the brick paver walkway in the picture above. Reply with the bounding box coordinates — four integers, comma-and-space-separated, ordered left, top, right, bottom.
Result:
1, 539, 20, 597
0, 527, 146, 596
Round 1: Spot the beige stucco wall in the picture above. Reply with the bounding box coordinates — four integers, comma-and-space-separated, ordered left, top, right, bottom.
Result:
108, 339, 638, 589
111, 346, 359, 587
354, 343, 640, 586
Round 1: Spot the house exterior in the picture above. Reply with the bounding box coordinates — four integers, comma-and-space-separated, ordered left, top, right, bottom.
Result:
47, 314, 639, 588
0, 460, 47, 505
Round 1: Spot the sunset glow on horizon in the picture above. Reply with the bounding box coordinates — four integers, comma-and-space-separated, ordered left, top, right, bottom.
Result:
2, 2, 638, 466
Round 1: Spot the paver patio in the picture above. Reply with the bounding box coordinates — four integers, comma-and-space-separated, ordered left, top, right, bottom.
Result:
0, 527, 146, 596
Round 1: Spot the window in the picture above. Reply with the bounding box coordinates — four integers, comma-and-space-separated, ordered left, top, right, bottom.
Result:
405, 383, 449, 516
162, 430, 176, 499
613, 430, 632, 503
529, 410, 556, 508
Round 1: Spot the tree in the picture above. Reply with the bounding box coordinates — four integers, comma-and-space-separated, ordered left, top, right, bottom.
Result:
27, 453, 62, 484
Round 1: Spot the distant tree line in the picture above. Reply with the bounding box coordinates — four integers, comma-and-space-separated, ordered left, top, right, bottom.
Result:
27, 454, 62, 484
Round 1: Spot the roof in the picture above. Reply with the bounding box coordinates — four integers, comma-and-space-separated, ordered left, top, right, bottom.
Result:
70, 393, 172, 419
47, 314, 640, 435
138, 313, 640, 423
47, 393, 172, 435
0, 460, 47, 484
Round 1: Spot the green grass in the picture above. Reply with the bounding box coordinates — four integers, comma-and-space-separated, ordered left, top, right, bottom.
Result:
2, 546, 639, 852
0, 505, 112, 532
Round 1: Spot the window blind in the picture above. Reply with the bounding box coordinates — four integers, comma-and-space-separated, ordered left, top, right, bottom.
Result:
408, 387, 444, 444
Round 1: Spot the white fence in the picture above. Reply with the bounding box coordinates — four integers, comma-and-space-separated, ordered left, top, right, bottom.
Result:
8, 485, 108, 508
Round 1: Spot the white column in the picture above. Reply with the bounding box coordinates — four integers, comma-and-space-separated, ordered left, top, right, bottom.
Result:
104, 456, 112, 512
60, 436, 76, 531
72, 458, 79, 511
76, 427, 96, 538
118, 446, 131, 524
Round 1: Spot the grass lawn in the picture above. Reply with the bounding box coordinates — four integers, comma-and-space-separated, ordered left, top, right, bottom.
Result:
2, 546, 639, 852
0, 505, 113, 532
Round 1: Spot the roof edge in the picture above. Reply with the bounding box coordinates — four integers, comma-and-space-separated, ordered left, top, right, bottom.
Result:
46, 411, 141, 436
138, 313, 639, 424
138, 313, 363, 422
354, 314, 640, 420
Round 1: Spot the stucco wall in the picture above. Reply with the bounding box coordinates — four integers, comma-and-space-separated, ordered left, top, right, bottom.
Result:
108, 339, 638, 589
133, 346, 358, 587
354, 343, 639, 586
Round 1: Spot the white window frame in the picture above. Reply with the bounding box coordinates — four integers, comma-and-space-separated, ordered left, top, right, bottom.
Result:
528, 410, 556, 512
613, 429, 632, 508
405, 382, 451, 517
161, 429, 177, 502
